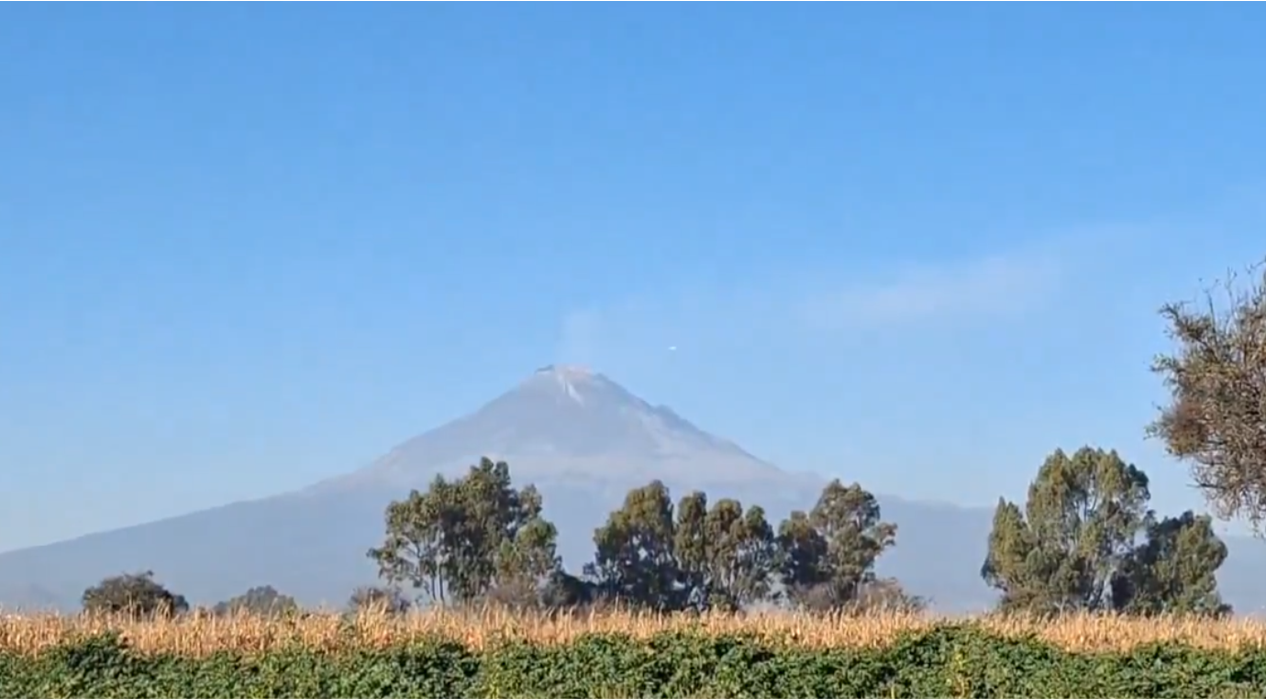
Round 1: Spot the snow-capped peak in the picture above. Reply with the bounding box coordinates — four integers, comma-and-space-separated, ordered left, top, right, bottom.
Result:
535, 364, 593, 380
531, 364, 597, 404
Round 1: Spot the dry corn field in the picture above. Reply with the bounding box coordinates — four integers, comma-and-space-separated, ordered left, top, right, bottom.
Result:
3, 607, 1266, 657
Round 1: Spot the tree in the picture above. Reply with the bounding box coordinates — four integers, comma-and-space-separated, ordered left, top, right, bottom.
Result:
586, 480, 681, 610
982, 447, 1151, 614
777, 479, 897, 610
980, 500, 1057, 613
367, 457, 562, 606
1149, 263, 1266, 532
674, 493, 779, 612
81, 571, 188, 619
490, 490, 562, 589
776, 511, 828, 600
211, 585, 299, 617
538, 569, 600, 611
1112, 511, 1230, 617
368, 474, 458, 604
446, 459, 553, 600
848, 577, 927, 614
587, 483, 779, 612
982, 446, 1229, 615
347, 585, 412, 615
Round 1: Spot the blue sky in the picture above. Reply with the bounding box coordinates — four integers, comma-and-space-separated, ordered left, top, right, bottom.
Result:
2, 4, 1265, 552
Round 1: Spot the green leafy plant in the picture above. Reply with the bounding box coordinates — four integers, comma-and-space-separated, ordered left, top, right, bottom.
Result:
3, 626, 1265, 698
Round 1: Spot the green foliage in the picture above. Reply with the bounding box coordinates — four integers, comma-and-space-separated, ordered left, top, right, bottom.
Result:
366, 464, 901, 614
211, 585, 299, 617
777, 479, 899, 611
80, 571, 188, 619
586, 480, 683, 610
536, 569, 601, 610
675, 495, 780, 611
1113, 511, 1230, 617
582, 477, 899, 613
586, 482, 782, 612
982, 446, 1228, 615
366, 458, 561, 607
4, 627, 1266, 698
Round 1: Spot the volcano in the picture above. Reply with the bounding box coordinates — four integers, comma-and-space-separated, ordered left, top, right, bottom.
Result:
3, 365, 1265, 614
319, 365, 790, 492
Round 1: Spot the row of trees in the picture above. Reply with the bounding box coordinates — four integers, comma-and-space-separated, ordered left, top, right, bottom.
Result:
79, 261, 1266, 618
79, 574, 406, 618
79, 460, 917, 618
364, 458, 913, 614
82, 447, 1231, 619
362, 449, 1231, 617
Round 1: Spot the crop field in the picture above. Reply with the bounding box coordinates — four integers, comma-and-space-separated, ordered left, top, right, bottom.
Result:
3, 608, 1266, 697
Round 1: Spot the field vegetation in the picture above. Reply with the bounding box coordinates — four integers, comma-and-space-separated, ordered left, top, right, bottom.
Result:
4, 606, 1266, 656
5, 608, 1266, 697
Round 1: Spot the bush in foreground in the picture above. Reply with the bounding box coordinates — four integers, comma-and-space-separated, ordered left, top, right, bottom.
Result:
1, 623, 1266, 698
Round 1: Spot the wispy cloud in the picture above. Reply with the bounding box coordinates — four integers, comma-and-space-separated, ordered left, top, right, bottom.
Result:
555, 308, 603, 366
796, 249, 1064, 331
544, 212, 1174, 375
550, 242, 1071, 376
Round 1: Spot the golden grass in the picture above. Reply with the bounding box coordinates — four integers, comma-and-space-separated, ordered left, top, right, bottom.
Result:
2, 607, 1266, 657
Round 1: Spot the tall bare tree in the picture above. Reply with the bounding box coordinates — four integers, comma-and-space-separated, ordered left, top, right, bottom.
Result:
1150, 262, 1266, 531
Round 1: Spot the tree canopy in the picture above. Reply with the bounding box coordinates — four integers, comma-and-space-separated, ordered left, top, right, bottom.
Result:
585, 483, 781, 612
362, 459, 908, 614
211, 585, 299, 617
81, 571, 188, 619
982, 446, 1228, 616
777, 480, 911, 612
366, 457, 562, 607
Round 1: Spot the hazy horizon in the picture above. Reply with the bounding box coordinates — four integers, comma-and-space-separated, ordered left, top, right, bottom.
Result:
8, 362, 1266, 616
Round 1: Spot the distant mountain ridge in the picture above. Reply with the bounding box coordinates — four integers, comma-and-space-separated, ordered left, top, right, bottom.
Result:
2, 365, 1266, 614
